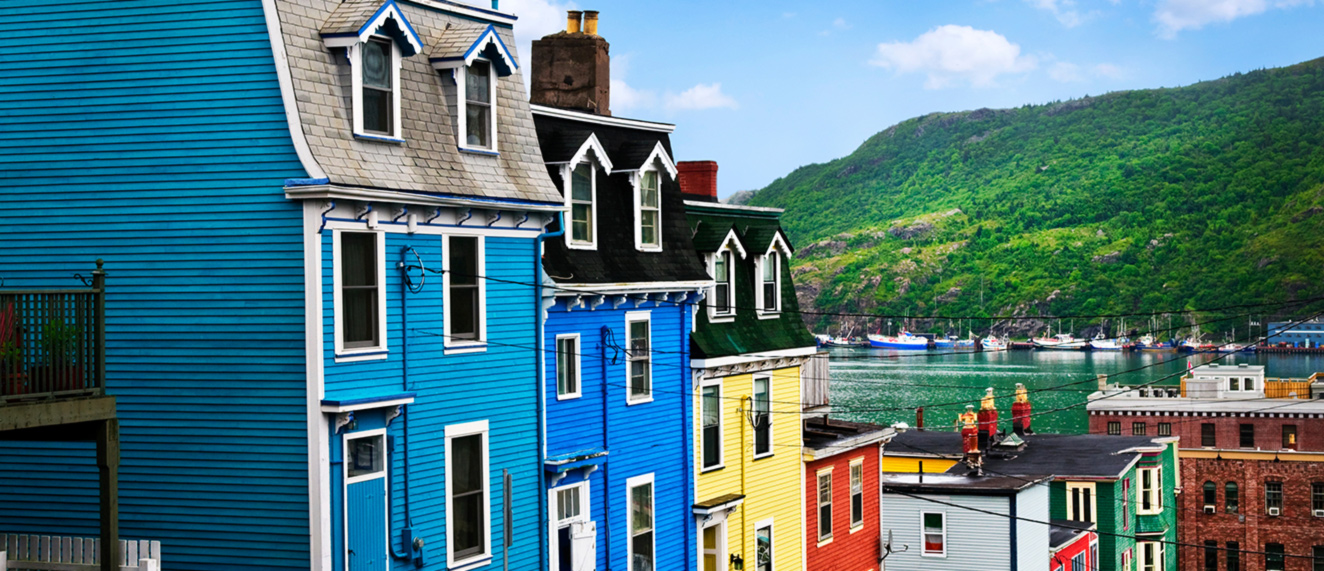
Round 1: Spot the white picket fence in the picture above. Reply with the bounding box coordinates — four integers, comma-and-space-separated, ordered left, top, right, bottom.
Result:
0, 535, 160, 571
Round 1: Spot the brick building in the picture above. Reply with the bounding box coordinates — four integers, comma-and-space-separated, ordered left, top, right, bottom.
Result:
1087, 364, 1324, 571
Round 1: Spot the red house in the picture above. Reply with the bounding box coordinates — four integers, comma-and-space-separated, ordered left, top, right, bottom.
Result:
1051, 520, 1099, 571
802, 416, 894, 571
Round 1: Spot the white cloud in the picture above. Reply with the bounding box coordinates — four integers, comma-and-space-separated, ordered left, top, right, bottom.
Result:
609, 53, 657, 112
1049, 61, 1084, 82
502, 0, 575, 60
664, 83, 739, 111
833, 17, 852, 30
1154, 0, 1314, 37
1025, 0, 1087, 27
1093, 62, 1125, 79
870, 25, 1038, 89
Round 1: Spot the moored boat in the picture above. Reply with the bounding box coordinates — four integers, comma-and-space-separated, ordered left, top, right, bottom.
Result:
1090, 333, 1129, 351
868, 332, 930, 350
1136, 335, 1176, 352
981, 336, 1007, 351
1033, 333, 1089, 350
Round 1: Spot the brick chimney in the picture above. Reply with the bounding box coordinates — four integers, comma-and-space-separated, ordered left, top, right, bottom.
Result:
529, 10, 610, 115
677, 161, 719, 203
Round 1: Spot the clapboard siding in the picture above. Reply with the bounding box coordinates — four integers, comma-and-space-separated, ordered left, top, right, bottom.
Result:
881, 492, 1013, 571
544, 299, 694, 570
1017, 485, 1051, 571
0, 0, 310, 569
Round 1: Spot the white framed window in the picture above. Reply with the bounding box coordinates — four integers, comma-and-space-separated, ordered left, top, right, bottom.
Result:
350, 37, 403, 142
701, 378, 723, 471
752, 375, 772, 458
445, 420, 491, 568
636, 169, 662, 251
1138, 466, 1162, 515
1140, 541, 1163, 571
333, 230, 388, 360
816, 468, 833, 543
756, 252, 781, 315
627, 473, 655, 571
458, 59, 498, 153
626, 312, 652, 404
549, 481, 593, 571
921, 511, 946, 557
754, 519, 774, 571
712, 251, 734, 318
443, 235, 486, 353
849, 458, 865, 529
568, 162, 597, 248
1067, 481, 1097, 523
556, 333, 581, 400
1123, 548, 1134, 571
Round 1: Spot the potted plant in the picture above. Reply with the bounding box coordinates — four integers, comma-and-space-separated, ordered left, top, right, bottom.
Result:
37, 318, 82, 392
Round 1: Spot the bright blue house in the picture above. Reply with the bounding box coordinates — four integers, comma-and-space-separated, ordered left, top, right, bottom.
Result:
527, 17, 712, 571
0, 1, 564, 570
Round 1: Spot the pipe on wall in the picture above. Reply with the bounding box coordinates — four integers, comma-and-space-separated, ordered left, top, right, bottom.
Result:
600, 325, 613, 568
535, 214, 565, 571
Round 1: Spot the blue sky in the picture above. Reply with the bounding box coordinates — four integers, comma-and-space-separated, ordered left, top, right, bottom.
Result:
501, 0, 1323, 196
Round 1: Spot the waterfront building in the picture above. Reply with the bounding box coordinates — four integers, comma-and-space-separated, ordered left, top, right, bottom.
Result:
879, 473, 1054, 571
1265, 320, 1324, 348
1088, 364, 1324, 571
683, 168, 819, 571
528, 11, 712, 571
802, 417, 895, 571
0, 1, 563, 570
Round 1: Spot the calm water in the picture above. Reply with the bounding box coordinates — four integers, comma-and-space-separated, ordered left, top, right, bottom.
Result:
825, 348, 1324, 434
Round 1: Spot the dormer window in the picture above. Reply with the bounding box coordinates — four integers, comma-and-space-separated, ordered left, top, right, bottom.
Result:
320, 0, 422, 144
569, 163, 594, 245
464, 60, 495, 150
431, 23, 518, 155
361, 38, 395, 135
760, 251, 780, 313
713, 251, 733, 315
639, 170, 661, 249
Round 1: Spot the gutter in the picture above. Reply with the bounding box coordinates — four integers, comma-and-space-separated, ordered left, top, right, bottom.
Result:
535, 214, 564, 571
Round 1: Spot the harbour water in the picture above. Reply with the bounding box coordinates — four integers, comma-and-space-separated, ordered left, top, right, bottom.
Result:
825, 348, 1324, 434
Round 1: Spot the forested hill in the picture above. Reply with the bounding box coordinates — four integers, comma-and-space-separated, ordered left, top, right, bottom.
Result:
747, 57, 1324, 336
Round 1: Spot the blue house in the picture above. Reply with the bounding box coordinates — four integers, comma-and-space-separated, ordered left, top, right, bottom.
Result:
0, 1, 565, 570
527, 14, 712, 571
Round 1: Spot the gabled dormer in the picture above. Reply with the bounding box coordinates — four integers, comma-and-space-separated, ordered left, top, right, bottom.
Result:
430, 23, 519, 154
321, 0, 425, 143
751, 228, 794, 318
620, 141, 678, 252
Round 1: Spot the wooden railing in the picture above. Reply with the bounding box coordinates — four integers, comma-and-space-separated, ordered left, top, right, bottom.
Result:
0, 261, 106, 403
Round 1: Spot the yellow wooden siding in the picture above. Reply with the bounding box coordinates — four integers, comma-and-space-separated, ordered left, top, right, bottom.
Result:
880, 456, 958, 474
696, 365, 804, 571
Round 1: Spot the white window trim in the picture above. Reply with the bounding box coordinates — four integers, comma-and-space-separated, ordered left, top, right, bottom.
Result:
754, 517, 775, 571
816, 467, 834, 546
456, 57, 499, 155
751, 374, 774, 460
341, 429, 389, 571
626, 473, 656, 571
556, 333, 582, 400
1140, 541, 1163, 571
625, 311, 653, 405
699, 520, 727, 571
1138, 466, 1163, 515
350, 37, 404, 143
548, 480, 591, 570
920, 510, 947, 558
700, 376, 725, 472
442, 235, 487, 354
707, 230, 745, 323
849, 457, 865, 531
561, 135, 612, 250
633, 166, 664, 252
1066, 481, 1098, 523
445, 420, 491, 569
332, 229, 389, 361
755, 235, 791, 319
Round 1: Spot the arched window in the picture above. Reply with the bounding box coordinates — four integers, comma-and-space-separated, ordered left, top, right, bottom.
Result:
1225, 482, 1239, 513
1203, 481, 1217, 508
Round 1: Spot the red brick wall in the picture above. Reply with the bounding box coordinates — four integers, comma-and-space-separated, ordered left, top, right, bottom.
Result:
805, 446, 881, 571
1086, 411, 1324, 452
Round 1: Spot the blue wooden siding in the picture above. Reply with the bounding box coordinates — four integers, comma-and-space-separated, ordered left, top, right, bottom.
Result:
544, 299, 695, 571
322, 232, 545, 571
0, 0, 310, 569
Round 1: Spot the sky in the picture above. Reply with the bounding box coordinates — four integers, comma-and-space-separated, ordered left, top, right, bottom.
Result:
495, 0, 1323, 197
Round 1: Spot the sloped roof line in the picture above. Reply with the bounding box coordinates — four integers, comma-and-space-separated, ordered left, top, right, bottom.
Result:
320, 0, 425, 57
429, 22, 518, 76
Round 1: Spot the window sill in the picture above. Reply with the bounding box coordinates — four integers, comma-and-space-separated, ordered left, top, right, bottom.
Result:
556, 392, 582, 401
708, 315, 736, 324
756, 312, 781, 320
449, 555, 492, 571
335, 349, 389, 363
700, 464, 725, 474
752, 452, 774, 461
850, 523, 865, 534
816, 537, 833, 548
921, 552, 948, 559
445, 343, 488, 356
459, 145, 500, 157
566, 241, 598, 251
354, 132, 405, 144
636, 245, 663, 253
626, 396, 654, 406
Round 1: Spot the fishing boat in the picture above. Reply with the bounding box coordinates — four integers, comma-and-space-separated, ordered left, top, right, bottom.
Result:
821, 336, 863, 348
1090, 332, 1129, 351
1033, 333, 1089, 350
933, 335, 955, 349
1136, 335, 1176, 352
981, 336, 1007, 351
953, 336, 977, 350
868, 331, 930, 350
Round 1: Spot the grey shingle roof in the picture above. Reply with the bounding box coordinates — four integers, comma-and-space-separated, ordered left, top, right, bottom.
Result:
888, 430, 1166, 479
429, 21, 489, 61
273, 0, 562, 205
320, 0, 382, 36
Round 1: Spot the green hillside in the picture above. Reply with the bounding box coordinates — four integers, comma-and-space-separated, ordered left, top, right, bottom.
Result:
748, 57, 1324, 336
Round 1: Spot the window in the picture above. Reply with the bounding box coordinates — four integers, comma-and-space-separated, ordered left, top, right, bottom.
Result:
1313, 482, 1324, 515
1108, 421, 1122, 435
1093, 544, 1100, 571
759, 252, 781, 314
1140, 541, 1163, 571
701, 382, 722, 470
1139, 466, 1162, 514
1073, 553, 1087, 571
1244, 377, 1256, 391
1284, 425, 1298, 450
1314, 546, 1324, 571
1123, 549, 1133, 571
755, 521, 773, 571
1133, 422, 1147, 435
921, 512, 946, 557
1229, 377, 1240, 391
445, 420, 489, 567
556, 334, 580, 399
1240, 424, 1255, 448
463, 60, 495, 150
1266, 543, 1285, 571
1158, 422, 1172, 436
568, 163, 595, 246
1204, 541, 1218, 571
1227, 543, 1240, 571
753, 376, 772, 457
1202, 423, 1216, 447
556, 485, 581, 522
336, 231, 385, 354
626, 313, 651, 403
346, 432, 385, 480
627, 474, 655, 571
551, 482, 589, 571
1203, 481, 1216, 509
712, 251, 733, 317
1122, 478, 1131, 529
637, 170, 661, 249
1266, 481, 1283, 514
351, 36, 402, 140
817, 470, 833, 542
1068, 482, 1096, 523
444, 236, 484, 347
1226, 482, 1239, 513
850, 459, 865, 529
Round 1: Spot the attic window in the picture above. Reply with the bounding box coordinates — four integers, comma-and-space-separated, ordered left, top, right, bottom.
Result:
637, 170, 661, 250
758, 252, 781, 314
352, 37, 403, 142
462, 60, 496, 151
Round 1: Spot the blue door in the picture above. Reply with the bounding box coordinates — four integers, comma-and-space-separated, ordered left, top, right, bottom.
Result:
346, 432, 388, 571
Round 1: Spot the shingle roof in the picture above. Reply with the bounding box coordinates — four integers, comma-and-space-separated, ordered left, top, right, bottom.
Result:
320, 0, 383, 36
887, 430, 1166, 479
690, 221, 739, 253
1049, 519, 1094, 550
880, 473, 1049, 494
803, 417, 893, 458
272, 0, 562, 205
429, 21, 488, 61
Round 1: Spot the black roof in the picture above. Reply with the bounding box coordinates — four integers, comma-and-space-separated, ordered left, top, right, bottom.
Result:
534, 113, 711, 285
803, 417, 893, 456
1049, 519, 1095, 549
887, 430, 1166, 479
880, 473, 1050, 496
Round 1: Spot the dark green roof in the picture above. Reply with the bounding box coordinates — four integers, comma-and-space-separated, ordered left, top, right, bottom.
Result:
685, 203, 817, 359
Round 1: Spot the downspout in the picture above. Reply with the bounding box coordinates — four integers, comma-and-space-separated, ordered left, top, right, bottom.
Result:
600, 325, 613, 569
389, 246, 415, 562
680, 297, 694, 570
535, 214, 565, 571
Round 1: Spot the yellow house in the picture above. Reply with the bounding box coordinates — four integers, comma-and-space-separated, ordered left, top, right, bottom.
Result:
685, 197, 818, 571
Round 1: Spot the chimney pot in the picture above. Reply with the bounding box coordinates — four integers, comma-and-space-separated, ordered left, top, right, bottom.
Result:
566, 11, 582, 34
678, 161, 719, 202
583, 10, 599, 36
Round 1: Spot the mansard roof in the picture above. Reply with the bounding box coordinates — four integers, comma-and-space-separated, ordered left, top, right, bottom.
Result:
272, 0, 562, 206
428, 22, 518, 77
320, 0, 424, 57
